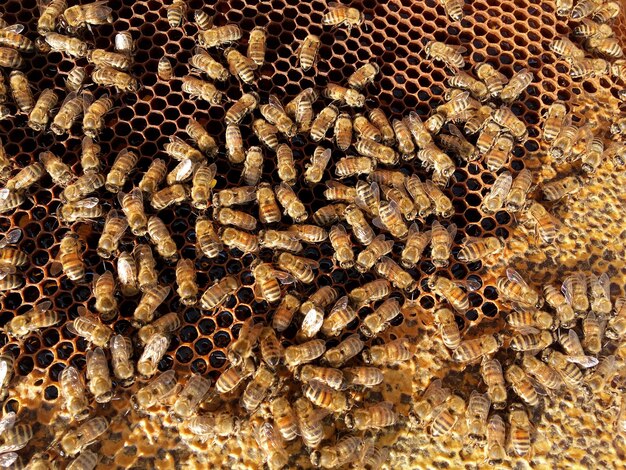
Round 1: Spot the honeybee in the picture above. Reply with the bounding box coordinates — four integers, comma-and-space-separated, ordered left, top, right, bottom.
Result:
137, 313, 181, 346
587, 272, 611, 315
110, 334, 134, 385
275, 144, 297, 185
225, 47, 257, 85
483, 414, 507, 465
150, 183, 188, 210
42, 31, 88, 57
61, 1, 113, 32
438, 125, 479, 162
117, 251, 139, 297
197, 24, 242, 49
137, 332, 170, 378
172, 374, 212, 420
272, 292, 300, 332
549, 117, 578, 163
417, 145, 455, 179
348, 62, 379, 91
288, 224, 328, 244
26, 88, 58, 132
542, 175, 582, 202
384, 185, 417, 220
132, 369, 178, 409
302, 146, 331, 184
324, 83, 365, 108
114, 31, 134, 55
486, 132, 515, 171
302, 381, 349, 413
273, 182, 307, 222
310, 105, 339, 142
200, 275, 239, 310
252, 118, 279, 150
51, 92, 85, 136
79, 136, 102, 175
505, 365, 540, 407
95, 209, 127, 260
0, 47, 22, 69
432, 306, 461, 350
188, 162, 216, 210
216, 208, 257, 232
376, 256, 415, 292
335, 156, 376, 179
412, 379, 451, 425
362, 337, 412, 366
342, 367, 384, 388
92, 271, 117, 321
81, 94, 113, 139
255, 421, 289, 470
345, 402, 396, 432
55, 232, 85, 282
448, 71, 489, 101
319, 295, 356, 337
61, 416, 108, 458
403, 175, 432, 218
360, 297, 401, 338
497, 268, 543, 309
430, 394, 466, 436
213, 186, 256, 209
607, 298, 626, 340
132, 284, 171, 327
258, 327, 284, 369
587, 37, 624, 58
220, 226, 258, 253
328, 224, 354, 269
580, 137, 604, 173
465, 391, 491, 444
375, 200, 409, 239
353, 114, 382, 143
261, 95, 297, 138
85, 347, 112, 404
4, 301, 57, 339
38, 152, 73, 190
9, 71, 33, 114
525, 201, 560, 244
312, 203, 348, 225
500, 68, 533, 103
480, 171, 513, 214
165, 0, 186, 27
356, 138, 399, 165
522, 353, 563, 391
88, 49, 132, 72
92, 65, 138, 92
117, 188, 148, 236
134, 244, 158, 292
502, 169, 532, 213
284, 339, 326, 368
104, 149, 137, 193
457, 235, 505, 263
223, 125, 244, 164
491, 106, 527, 141
424, 41, 465, 71
252, 185, 280, 226
339, 206, 370, 247
297, 34, 321, 72
617, 395, 626, 434
322, 3, 363, 28
287, 88, 317, 131
452, 334, 499, 363
475, 120, 500, 155
252, 260, 294, 304
186, 412, 240, 442
66, 450, 99, 470
310, 435, 361, 468
464, 104, 494, 135
0, 191, 24, 215
181, 75, 222, 104
584, 354, 617, 394
224, 93, 258, 126
430, 220, 456, 267
570, 57, 610, 79
397, 225, 429, 270
65, 66, 86, 93
543, 348, 584, 388
582, 311, 604, 355
549, 37, 586, 62
324, 180, 357, 204
541, 285, 574, 329
558, 328, 598, 368
561, 272, 589, 313
277, 252, 319, 284
241, 366, 276, 413
508, 404, 532, 457
334, 113, 353, 151
391, 119, 415, 160
38, 0, 67, 33
592, 1, 620, 22
174, 258, 198, 306
349, 279, 391, 308
193, 217, 222, 260
60, 366, 90, 420
479, 358, 506, 408
365, 108, 394, 145
189, 50, 229, 82
1, 163, 44, 199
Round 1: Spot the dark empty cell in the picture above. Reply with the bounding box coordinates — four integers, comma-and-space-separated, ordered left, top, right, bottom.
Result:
495, 211, 511, 225
217, 311, 233, 328
237, 287, 254, 304
209, 350, 226, 369
420, 295, 435, 309
464, 208, 481, 222
37, 349, 54, 368
451, 263, 468, 280
178, 324, 198, 343
481, 217, 496, 231
17, 356, 33, 376
3, 294, 20, 310
198, 318, 216, 335
482, 302, 498, 317
176, 346, 193, 363
465, 310, 479, 321
44, 385, 58, 401
183, 307, 201, 325
157, 355, 173, 372
452, 185, 467, 198
226, 260, 242, 275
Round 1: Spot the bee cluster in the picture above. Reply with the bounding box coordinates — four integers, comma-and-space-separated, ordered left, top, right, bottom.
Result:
0, 0, 622, 468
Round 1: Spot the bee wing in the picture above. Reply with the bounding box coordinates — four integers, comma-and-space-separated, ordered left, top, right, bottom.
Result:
268, 94, 287, 114
0, 266, 16, 280
313, 148, 332, 166
74, 197, 101, 210
597, 272, 611, 298
0, 228, 22, 248
34, 300, 53, 313
0, 412, 15, 435
300, 257, 320, 269
506, 267, 530, 289
331, 295, 350, 312
407, 222, 419, 238
272, 270, 297, 285
448, 123, 466, 140
462, 277, 482, 292
0, 452, 18, 468
0, 188, 11, 201
561, 276, 575, 306
1, 24, 24, 34
566, 355, 599, 368
446, 223, 457, 245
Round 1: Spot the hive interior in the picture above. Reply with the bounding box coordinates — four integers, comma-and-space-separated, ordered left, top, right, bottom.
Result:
0, 0, 625, 467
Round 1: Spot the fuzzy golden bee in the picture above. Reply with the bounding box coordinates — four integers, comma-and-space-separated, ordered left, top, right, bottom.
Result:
322, 3, 363, 28
297, 34, 321, 72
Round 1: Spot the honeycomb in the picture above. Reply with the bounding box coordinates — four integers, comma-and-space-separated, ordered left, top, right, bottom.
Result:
0, 0, 624, 467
